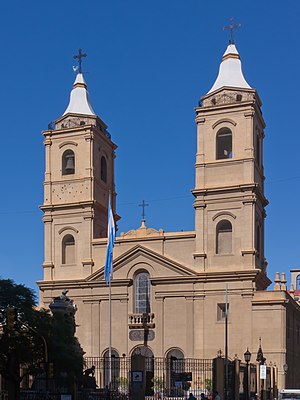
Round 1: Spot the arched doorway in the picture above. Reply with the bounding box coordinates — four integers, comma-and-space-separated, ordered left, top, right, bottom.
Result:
131, 346, 154, 396
103, 349, 120, 389
166, 348, 185, 397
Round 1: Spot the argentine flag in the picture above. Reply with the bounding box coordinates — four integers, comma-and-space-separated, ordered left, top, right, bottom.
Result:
104, 196, 116, 284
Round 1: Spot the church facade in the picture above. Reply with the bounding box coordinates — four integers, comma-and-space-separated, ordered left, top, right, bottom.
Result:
38, 43, 300, 390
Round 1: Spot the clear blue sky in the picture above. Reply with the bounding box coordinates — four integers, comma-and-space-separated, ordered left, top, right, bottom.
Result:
0, 0, 299, 293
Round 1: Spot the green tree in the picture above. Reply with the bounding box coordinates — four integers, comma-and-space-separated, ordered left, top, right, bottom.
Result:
151, 376, 165, 393
205, 378, 212, 392
0, 278, 83, 400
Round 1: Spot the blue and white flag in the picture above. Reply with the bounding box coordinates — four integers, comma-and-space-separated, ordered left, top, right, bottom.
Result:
104, 196, 116, 285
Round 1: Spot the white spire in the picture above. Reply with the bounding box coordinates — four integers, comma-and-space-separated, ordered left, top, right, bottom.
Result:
63, 73, 95, 116
207, 44, 251, 94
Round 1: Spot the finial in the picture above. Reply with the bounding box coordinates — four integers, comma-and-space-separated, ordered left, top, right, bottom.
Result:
223, 17, 241, 45
281, 272, 287, 291
73, 48, 87, 74
274, 272, 281, 291
290, 283, 295, 293
139, 200, 149, 223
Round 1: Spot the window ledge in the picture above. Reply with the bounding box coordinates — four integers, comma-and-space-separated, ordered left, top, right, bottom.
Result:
61, 263, 76, 266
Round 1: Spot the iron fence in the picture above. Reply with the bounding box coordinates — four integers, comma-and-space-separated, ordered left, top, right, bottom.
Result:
2, 357, 212, 400
84, 357, 213, 399
0, 391, 8, 400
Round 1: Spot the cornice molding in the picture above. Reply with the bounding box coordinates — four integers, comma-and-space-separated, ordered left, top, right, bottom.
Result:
59, 141, 78, 148
212, 118, 237, 129
212, 211, 237, 221
58, 226, 79, 235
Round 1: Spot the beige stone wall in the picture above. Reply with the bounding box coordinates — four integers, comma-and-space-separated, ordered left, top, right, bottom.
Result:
193, 88, 267, 274
38, 80, 300, 392
38, 239, 300, 389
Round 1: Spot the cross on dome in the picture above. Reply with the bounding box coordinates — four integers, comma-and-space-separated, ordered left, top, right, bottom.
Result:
73, 48, 87, 74
63, 49, 95, 116
223, 17, 241, 45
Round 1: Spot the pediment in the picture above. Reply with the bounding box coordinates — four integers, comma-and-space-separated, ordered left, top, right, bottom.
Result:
86, 244, 196, 283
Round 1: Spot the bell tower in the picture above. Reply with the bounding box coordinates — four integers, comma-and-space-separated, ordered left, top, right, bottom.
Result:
41, 61, 119, 282
193, 43, 268, 277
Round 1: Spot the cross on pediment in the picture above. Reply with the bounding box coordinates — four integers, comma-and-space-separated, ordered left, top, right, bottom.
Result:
139, 200, 149, 221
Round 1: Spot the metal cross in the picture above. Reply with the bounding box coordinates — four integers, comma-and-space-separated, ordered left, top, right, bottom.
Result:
223, 17, 241, 45
139, 200, 149, 221
73, 48, 87, 74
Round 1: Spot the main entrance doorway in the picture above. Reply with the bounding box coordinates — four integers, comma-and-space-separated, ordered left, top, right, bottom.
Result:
131, 345, 154, 396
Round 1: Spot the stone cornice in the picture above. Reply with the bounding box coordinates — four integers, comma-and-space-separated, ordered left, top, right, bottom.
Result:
43, 124, 92, 137
93, 231, 196, 246
37, 278, 133, 291
192, 183, 268, 206
40, 200, 94, 212
38, 270, 273, 299
151, 269, 264, 286
42, 120, 117, 150
255, 269, 272, 290
200, 86, 257, 101
195, 157, 257, 167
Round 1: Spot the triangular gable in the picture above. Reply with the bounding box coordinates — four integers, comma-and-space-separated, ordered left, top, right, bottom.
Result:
86, 244, 196, 282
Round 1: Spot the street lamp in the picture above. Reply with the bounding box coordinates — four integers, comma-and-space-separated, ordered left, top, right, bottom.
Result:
244, 348, 251, 400
256, 339, 266, 400
283, 364, 288, 388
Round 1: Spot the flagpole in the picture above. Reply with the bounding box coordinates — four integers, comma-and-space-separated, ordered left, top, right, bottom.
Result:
104, 191, 115, 389
108, 277, 112, 387
225, 284, 228, 400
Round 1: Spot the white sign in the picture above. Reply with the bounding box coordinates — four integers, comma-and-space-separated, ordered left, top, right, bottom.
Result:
260, 364, 267, 379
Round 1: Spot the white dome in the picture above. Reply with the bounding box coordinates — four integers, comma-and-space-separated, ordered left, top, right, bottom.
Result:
207, 44, 251, 94
63, 73, 95, 115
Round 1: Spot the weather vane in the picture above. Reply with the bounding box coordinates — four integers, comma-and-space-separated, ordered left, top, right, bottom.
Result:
73, 48, 87, 74
223, 17, 241, 45
139, 200, 149, 221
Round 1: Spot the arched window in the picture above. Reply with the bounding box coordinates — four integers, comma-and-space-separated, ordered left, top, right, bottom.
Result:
256, 135, 261, 165
216, 128, 232, 160
134, 272, 150, 313
296, 275, 300, 291
62, 150, 75, 175
166, 349, 184, 360
101, 156, 107, 183
62, 234, 75, 264
256, 225, 261, 256
216, 220, 232, 254
132, 346, 154, 358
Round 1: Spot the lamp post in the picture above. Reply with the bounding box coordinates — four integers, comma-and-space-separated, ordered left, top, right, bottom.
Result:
244, 348, 251, 400
283, 363, 288, 388
256, 339, 266, 400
